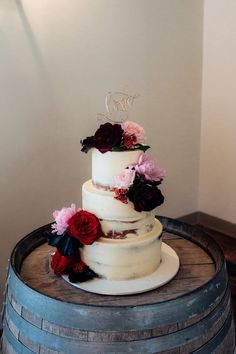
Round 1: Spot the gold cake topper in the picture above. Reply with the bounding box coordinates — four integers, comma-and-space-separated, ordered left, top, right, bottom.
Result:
98, 91, 139, 123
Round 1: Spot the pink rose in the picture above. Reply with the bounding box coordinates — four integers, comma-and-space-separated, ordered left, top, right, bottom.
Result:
122, 121, 146, 144
114, 169, 135, 189
51, 204, 80, 235
134, 153, 165, 181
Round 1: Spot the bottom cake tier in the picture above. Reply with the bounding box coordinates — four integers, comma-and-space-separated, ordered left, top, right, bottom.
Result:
80, 219, 163, 280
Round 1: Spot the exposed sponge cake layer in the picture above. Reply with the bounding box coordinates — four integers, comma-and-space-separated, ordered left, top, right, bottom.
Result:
80, 219, 162, 280
82, 179, 156, 235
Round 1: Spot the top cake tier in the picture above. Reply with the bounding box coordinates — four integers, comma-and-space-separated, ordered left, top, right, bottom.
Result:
92, 148, 142, 189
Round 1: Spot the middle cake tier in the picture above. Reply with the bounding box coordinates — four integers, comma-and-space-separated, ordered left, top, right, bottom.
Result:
82, 179, 156, 237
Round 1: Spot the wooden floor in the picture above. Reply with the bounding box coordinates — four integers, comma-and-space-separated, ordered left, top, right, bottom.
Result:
198, 225, 236, 328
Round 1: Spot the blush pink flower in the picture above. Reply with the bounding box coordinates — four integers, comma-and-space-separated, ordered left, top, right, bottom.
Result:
134, 153, 165, 182
122, 121, 146, 144
114, 169, 135, 189
51, 203, 80, 235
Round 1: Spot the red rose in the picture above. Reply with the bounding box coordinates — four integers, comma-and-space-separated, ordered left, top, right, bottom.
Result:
68, 210, 102, 245
93, 122, 123, 153
51, 250, 76, 276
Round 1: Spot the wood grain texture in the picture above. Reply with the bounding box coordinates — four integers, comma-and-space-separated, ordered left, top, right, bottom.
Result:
1, 218, 235, 353
20, 233, 215, 306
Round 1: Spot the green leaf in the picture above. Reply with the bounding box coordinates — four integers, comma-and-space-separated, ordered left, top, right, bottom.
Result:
134, 144, 150, 152
111, 145, 126, 152
111, 144, 150, 152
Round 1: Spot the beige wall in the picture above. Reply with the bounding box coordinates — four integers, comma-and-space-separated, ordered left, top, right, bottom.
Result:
0, 0, 203, 315
199, 0, 236, 223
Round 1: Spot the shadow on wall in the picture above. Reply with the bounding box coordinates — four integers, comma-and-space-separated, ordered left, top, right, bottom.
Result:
15, 0, 54, 103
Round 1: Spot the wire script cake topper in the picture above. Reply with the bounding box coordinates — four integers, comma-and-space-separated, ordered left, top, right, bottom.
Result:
98, 91, 139, 123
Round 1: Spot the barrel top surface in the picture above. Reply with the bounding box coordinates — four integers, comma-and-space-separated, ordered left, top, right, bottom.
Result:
3, 219, 234, 354
19, 230, 216, 307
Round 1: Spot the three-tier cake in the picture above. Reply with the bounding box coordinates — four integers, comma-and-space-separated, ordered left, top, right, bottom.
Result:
48, 96, 165, 284
81, 148, 164, 280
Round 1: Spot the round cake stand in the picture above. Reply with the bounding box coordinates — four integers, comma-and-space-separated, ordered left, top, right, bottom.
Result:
62, 242, 180, 295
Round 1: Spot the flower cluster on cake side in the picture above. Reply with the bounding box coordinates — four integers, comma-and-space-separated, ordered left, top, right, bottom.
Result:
114, 152, 165, 212
48, 204, 103, 282
48, 120, 165, 283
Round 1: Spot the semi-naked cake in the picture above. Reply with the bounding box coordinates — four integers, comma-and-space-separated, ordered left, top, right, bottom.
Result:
49, 116, 165, 284
81, 149, 163, 280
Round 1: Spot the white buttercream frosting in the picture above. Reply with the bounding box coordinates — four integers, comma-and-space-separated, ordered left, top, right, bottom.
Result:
82, 180, 156, 235
92, 148, 142, 188
80, 219, 163, 280
81, 146, 163, 280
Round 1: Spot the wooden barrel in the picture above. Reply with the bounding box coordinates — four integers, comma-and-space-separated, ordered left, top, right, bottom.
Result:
227, 261, 236, 329
1, 217, 235, 353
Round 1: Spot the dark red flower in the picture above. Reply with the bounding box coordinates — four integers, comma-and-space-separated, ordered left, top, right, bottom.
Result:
122, 134, 137, 149
51, 250, 76, 276
93, 122, 123, 153
68, 265, 97, 283
72, 260, 86, 273
68, 210, 102, 245
115, 188, 128, 204
127, 183, 164, 212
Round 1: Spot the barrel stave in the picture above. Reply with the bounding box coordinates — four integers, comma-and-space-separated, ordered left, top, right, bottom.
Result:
1, 218, 235, 353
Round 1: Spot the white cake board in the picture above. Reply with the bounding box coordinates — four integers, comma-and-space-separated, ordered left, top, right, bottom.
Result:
62, 243, 179, 295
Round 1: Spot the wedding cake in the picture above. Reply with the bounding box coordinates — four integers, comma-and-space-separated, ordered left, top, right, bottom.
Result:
48, 94, 165, 283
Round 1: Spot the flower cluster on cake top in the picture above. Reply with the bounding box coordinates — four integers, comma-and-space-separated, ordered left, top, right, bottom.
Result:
114, 153, 165, 212
81, 121, 150, 154
48, 204, 103, 282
